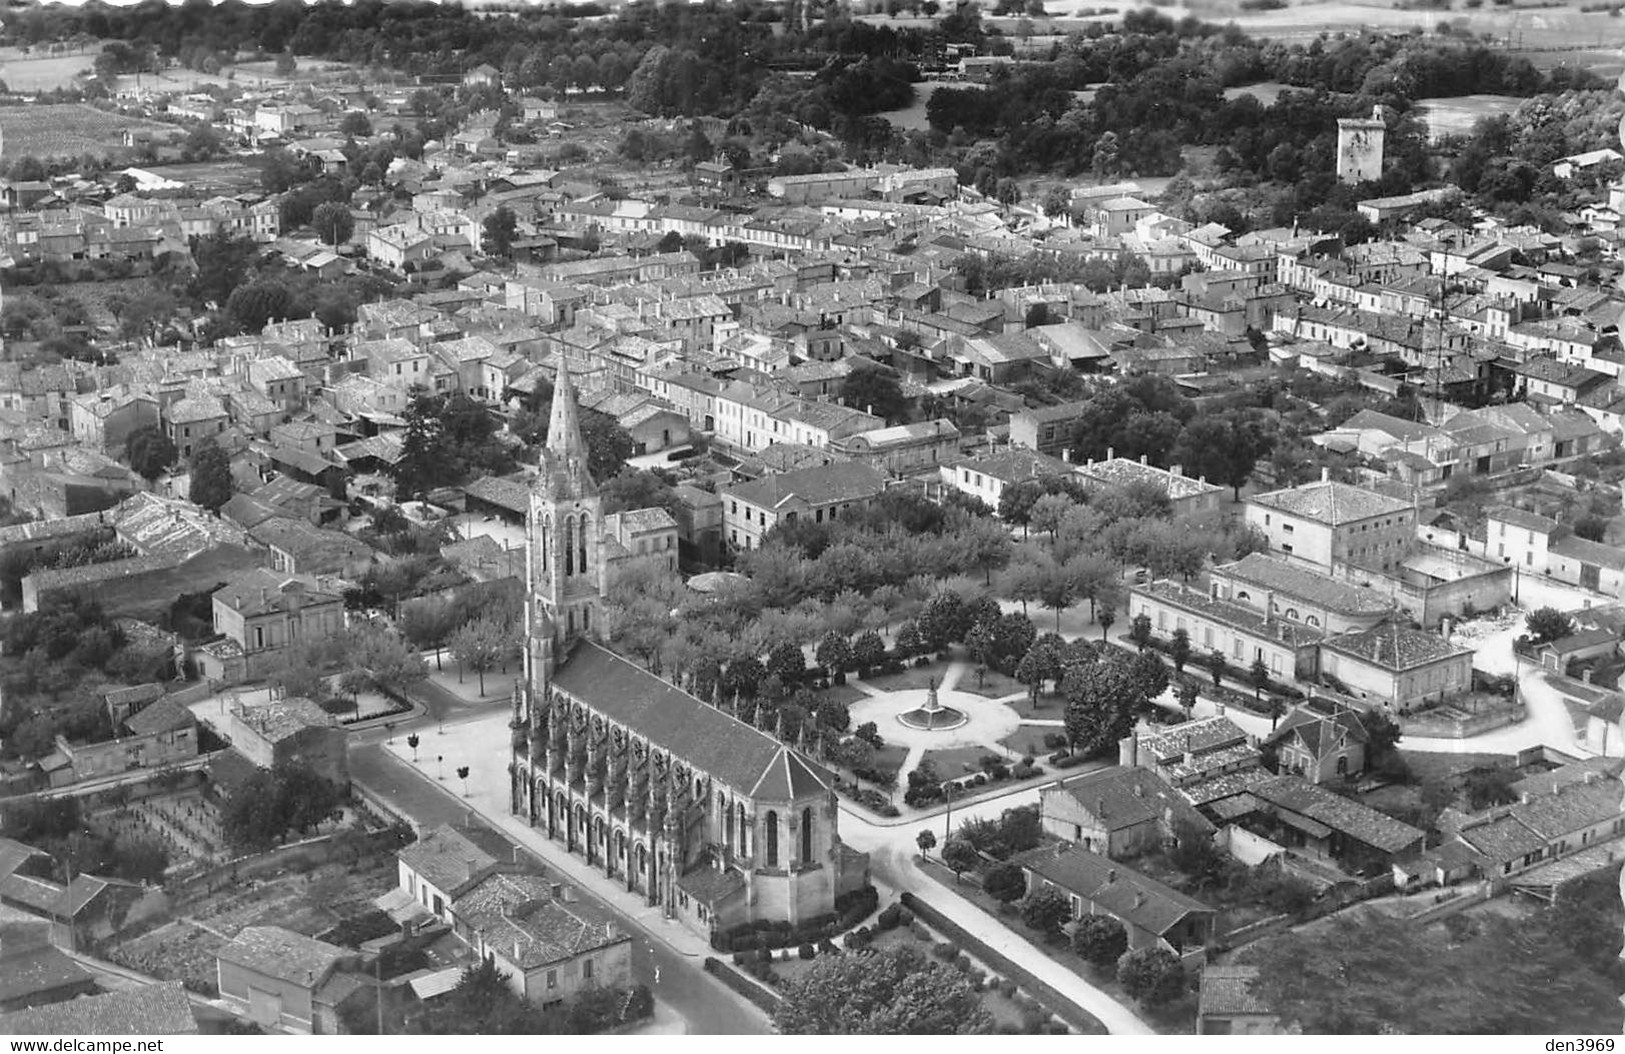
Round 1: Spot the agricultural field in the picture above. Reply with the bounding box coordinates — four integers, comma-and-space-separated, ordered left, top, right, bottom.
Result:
0, 103, 171, 161
1413, 93, 1525, 140
0, 46, 94, 92
876, 80, 979, 132
141, 158, 266, 195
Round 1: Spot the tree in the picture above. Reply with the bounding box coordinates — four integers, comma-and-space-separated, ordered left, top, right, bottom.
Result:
1249, 655, 1271, 699
766, 641, 806, 684
1062, 654, 1146, 757
982, 861, 1027, 903
815, 632, 853, 676
1525, 606, 1572, 645
1207, 649, 1226, 686
1030, 493, 1075, 544
407, 733, 420, 762
457, 765, 470, 796
940, 838, 979, 881
1018, 886, 1070, 938
274, 50, 297, 76
482, 205, 518, 259
449, 616, 513, 695
1463, 766, 1519, 811
339, 110, 373, 138
1169, 627, 1191, 674
125, 424, 176, 481
839, 364, 908, 424
188, 436, 233, 512
916, 829, 937, 856
312, 201, 354, 245
338, 668, 371, 715
1175, 675, 1200, 719
1128, 613, 1153, 651
1071, 915, 1128, 968
1097, 604, 1116, 642
1116, 947, 1184, 1008
1130, 648, 1169, 704
774, 946, 994, 1034
853, 630, 886, 674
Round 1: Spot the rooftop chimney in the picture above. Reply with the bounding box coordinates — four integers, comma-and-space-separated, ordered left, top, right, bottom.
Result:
1140, 454, 1148, 465
1107, 446, 1115, 460
1321, 466, 1331, 483
1170, 464, 1182, 478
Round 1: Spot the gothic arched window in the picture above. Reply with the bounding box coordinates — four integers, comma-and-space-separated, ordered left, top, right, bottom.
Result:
765, 810, 779, 867
801, 807, 813, 864
577, 514, 589, 578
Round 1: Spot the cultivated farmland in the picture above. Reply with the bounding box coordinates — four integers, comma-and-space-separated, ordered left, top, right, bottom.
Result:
0, 103, 170, 160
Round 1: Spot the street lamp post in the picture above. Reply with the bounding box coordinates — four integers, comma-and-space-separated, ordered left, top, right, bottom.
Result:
943, 781, 955, 843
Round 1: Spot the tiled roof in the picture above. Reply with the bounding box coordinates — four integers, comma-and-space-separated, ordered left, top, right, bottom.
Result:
0, 982, 198, 1035
216, 925, 347, 986
1137, 715, 1250, 764
1078, 457, 1221, 500
553, 642, 832, 800
213, 568, 340, 618
1321, 623, 1470, 672
1217, 553, 1392, 617
0, 940, 93, 1004
123, 697, 194, 736
723, 461, 886, 512
1250, 775, 1424, 854
397, 825, 509, 897
1016, 845, 1214, 936
1248, 481, 1412, 525
452, 871, 626, 970
1485, 505, 1560, 534
1199, 965, 1272, 1019
1134, 580, 1324, 647
1051, 766, 1213, 835
231, 696, 336, 745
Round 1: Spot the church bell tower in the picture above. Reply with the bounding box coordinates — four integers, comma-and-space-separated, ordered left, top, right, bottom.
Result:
524, 359, 605, 700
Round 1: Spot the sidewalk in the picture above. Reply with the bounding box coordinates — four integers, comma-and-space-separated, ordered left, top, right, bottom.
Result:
380, 713, 714, 960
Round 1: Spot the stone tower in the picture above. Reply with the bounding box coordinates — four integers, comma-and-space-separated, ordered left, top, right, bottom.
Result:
523, 359, 605, 702
1336, 105, 1387, 185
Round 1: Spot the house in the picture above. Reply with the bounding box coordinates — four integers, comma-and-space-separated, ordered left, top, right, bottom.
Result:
720, 462, 887, 553
47, 697, 198, 785
164, 395, 229, 460
462, 63, 501, 89
1401, 760, 1625, 891
1039, 766, 1214, 859
1128, 579, 1323, 684
0, 920, 96, 1012
395, 824, 517, 928
1008, 402, 1090, 457
206, 568, 347, 682
937, 449, 1072, 512
225, 695, 348, 785
1014, 844, 1215, 965
1118, 716, 1268, 808
829, 420, 961, 478
602, 507, 680, 572
216, 926, 354, 1034
0, 982, 198, 1035
452, 870, 633, 1009
1263, 702, 1372, 784
1318, 622, 1473, 710
1208, 553, 1393, 635
1197, 965, 1279, 1035
1226, 774, 1424, 875
1074, 456, 1224, 520
249, 519, 374, 577
1245, 475, 1418, 575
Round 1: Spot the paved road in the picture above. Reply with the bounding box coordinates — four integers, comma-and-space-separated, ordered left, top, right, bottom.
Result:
349, 743, 769, 1036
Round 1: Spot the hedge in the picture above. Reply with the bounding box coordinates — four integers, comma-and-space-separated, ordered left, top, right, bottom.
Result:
900, 891, 1100, 1035
711, 885, 879, 952
703, 957, 783, 1015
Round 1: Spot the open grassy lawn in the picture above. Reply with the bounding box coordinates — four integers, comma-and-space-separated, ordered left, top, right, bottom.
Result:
816, 681, 869, 709
860, 663, 952, 693
999, 727, 1061, 759
141, 159, 266, 196
955, 666, 1024, 700
1004, 690, 1063, 719
922, 744, 1000, 778
0, 104, 170, 161
869, 742, 909, 779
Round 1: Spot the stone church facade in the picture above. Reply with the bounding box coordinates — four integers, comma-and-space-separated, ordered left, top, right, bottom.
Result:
509, 365, 867, 937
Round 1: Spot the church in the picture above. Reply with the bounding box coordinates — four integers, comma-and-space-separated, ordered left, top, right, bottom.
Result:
509, 364, 868, 937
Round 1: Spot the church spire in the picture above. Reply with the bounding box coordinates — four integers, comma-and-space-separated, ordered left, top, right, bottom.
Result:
548, 357, 588, 467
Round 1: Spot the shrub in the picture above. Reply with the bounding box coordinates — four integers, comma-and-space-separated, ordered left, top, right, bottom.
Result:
798, 943, 815, 960
932, 941, 958, 961
877, 904, 902, 930
909, 920, 931, 940
817, 938, 838, 956
757, 946, 772, 964
732, 951, 748, 966
953, 954, 973, 973
1000, 979, 1018, 998
1042, 732, 1068, 750
897, 908, 914, 926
